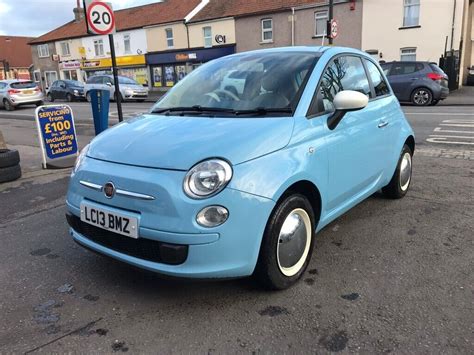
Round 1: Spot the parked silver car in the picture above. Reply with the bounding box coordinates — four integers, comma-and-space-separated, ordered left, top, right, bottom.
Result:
84, 75, 149, 102
0, 80, 44, 111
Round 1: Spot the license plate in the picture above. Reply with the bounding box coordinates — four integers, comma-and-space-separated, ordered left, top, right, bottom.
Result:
80, 203, 138, 238
23, 90, 34, 95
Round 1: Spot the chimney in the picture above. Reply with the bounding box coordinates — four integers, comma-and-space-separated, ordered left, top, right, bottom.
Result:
73, 0, 84, 22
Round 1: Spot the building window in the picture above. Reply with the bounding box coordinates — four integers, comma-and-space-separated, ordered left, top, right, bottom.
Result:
123, 34, 131, 53
203, 26, 212, 48
37, 44, 49, 58
403, 0, 420, 27
261, 19, 273, 42
400, 48, 416, 61
315, 11, 328, 36
60, 42, 70, 56
165, 28, 174, 48
94, 39, 104, 56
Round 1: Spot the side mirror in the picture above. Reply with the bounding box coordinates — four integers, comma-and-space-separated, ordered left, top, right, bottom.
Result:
327, 90, 368, 130
61, 84, 66, 89
106, 82, 113, 87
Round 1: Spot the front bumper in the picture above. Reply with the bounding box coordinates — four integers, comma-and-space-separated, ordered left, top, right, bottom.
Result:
67, 157, 275, 278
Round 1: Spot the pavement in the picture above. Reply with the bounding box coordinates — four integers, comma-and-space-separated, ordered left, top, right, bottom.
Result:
0, 98, 473, 353
439, 85, 474, 106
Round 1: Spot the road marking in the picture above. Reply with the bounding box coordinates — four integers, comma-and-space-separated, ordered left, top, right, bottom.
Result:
427, 118, 474, 146
415, 147, 473, 159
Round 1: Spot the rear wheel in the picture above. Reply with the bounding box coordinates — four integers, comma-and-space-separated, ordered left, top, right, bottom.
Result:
47, 93, 54, 102
86, 92, 91, 102
411, 88, 432, 106
382, 144, 413, 199
254, 193, 316, 290
3, 99, 14, 111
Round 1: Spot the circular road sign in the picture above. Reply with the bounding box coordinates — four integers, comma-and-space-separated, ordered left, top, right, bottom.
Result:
87, 2, 115, 35
330, 19, 338, 39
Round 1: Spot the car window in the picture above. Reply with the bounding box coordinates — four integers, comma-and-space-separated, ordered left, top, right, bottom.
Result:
315, 55, 371, 113
429, 63, 445, 75
380, 64, 391, 76
103, 77, 114, 85
390, 63, 424, 76
0, 83, 6, 90
365, 60, 390, 97
51, 81, 58, 88
228, 71, 247, 79
10, 81, 37, 89
86, 76, 98, 84
118, 76, 138, 85
58, 81, 66, 87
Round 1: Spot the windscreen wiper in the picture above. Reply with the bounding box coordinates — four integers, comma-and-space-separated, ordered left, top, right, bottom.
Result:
234, 107, 293, 115
151, 106, 237, 114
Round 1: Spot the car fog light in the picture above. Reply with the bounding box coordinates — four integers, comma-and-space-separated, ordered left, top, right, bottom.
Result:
196, 206, 229, 227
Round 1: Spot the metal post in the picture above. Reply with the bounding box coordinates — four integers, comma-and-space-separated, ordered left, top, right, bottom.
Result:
328, 0, 334, 45
108, 34, 123, 122
1, 60, 7, 80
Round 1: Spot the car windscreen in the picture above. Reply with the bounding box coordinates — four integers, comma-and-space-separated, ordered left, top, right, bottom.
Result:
118, 77, 139, 85
10, 81, 36, 89
429, 64, 446, 75
65, 80, 83, 87
152, 51, 319, 116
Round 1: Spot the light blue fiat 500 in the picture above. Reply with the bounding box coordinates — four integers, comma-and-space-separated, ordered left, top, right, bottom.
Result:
67, 47, 414, 289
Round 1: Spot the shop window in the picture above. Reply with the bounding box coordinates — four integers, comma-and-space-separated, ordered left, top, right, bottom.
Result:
164, 65, 176, 86
153, 67, 163, 87
166, 28, 174, 48
123, 34, 131, 53
261, 19, 273, 42
38, 44, 49, 58
203, 27, 212, 48
403, 0, 420, 27
315, 11, 328, 37
60, 42, 70, 56
400, 48, 416, 61
94, 39, 104, 57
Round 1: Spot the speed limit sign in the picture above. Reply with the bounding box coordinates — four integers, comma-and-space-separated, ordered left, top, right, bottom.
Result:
85, 0, 116, 35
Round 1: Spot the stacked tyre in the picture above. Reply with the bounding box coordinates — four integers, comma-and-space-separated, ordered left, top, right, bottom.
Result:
0, 149, 22, 183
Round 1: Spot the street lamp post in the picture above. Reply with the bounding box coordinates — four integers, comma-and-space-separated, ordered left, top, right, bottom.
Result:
328, 0, 334, 45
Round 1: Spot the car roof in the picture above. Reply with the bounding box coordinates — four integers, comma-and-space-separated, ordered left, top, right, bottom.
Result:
0, 79, 32, 84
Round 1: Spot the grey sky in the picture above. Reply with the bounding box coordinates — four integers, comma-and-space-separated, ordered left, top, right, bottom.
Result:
0, 0, 160, 37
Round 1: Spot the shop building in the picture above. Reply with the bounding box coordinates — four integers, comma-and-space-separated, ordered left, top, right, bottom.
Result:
55, 38, 84, 82
0, 36, 34, 81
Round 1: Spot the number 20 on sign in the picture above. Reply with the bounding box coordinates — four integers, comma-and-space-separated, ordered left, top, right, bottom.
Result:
84, 0, 116, 35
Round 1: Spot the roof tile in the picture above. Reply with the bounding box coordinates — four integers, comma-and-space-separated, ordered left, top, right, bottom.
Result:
0, 36, 35, 67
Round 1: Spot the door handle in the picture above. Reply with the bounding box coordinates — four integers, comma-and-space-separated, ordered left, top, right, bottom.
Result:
378, 121, 389, 128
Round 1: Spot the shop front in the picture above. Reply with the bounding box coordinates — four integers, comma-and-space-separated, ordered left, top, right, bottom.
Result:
81, 54, 149, 86
59, 60, 81, 82
146, 45, 235, 89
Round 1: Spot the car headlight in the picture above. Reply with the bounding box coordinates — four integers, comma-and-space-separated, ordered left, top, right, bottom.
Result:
183, 159, 232, 199
73, 89, 79, 95
125, 89, 133, 95
72, 144, 89, 175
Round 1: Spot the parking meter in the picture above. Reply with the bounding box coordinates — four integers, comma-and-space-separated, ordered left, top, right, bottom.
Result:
89, 89, 110, 135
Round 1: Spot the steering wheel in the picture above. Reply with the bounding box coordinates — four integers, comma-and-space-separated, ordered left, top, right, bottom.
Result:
204, 89, 240, 103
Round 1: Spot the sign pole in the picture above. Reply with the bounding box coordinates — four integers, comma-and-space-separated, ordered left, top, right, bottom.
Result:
108, 34, 123, 122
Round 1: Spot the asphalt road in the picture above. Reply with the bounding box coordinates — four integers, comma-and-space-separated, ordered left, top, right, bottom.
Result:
0, 102, 473, 353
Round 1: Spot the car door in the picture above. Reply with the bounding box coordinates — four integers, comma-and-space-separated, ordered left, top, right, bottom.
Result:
57, 81, 67, 100
311, 55, 387, 213
49, 81, 58, 99
386, 63, 420, 102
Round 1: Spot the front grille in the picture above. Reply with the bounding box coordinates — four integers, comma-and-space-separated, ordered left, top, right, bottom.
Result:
66, 213, 188, 265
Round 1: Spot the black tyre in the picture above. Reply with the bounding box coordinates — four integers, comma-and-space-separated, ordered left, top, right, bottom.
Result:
3, 99, 14, 111
0, 164, 21, 184
137, 99, 145, 103
47, 93, 54, 102
86, 92, 91, 102
35, 101, 44, 107
382, 144, 413, 199
411, 88, 432, 106
66, 93, 73, 102
0, 149, 20, 168
254, 193, 316, 290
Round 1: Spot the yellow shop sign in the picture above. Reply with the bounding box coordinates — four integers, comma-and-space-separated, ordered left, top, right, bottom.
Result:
81, 55, 146, 69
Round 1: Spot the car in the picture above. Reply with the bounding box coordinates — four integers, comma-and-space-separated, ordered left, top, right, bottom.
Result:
84, 75, 149, 102
380, 61, 449, 106
0, 80, 44, 111
47, 80, 85, 102
67, 46, 415, 290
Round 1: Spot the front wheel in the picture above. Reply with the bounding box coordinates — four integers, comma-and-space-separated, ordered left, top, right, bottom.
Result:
382, 144, 413, 199
254, 194, 316, 290
66, 93, 73, 102
411, 88, 432, 106
86, 92, 91, 102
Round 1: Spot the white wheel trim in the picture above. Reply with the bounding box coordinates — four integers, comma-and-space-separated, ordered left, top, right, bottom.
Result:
276, 208, 312, 277
400, 152, 412, 191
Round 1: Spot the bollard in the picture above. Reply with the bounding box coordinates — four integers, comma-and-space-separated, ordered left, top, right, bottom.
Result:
89, 89, 111, 135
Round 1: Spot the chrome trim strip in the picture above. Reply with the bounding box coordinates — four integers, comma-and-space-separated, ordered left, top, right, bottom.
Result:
79, 180, 102, 191
115, 189, 155, 200
79, 180, 155, 200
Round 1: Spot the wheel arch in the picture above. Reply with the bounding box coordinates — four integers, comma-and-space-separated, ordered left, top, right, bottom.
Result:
274, 180, 322, 227
405, 135, 415, 154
